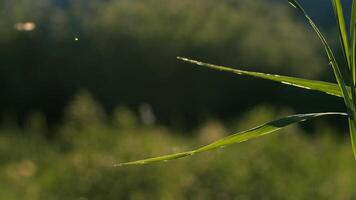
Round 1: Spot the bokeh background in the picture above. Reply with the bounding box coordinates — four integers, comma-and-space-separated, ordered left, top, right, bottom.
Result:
1, 0, 356, 199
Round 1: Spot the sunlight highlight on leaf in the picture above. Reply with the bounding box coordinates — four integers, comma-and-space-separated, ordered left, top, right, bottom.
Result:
177, 57, 343, 97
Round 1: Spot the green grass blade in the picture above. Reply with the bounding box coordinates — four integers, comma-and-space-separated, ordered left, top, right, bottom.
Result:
351, 32, 356, 152
350, 1, 356, 159
178, 57, 344, 97
348, 118, 356, 159
331, 0, 351, 67
288, 0, 353, 114
116, 112, 347, 166
351, 0, 356, 44
352, 25, 356, 85
351, 0, 356, 84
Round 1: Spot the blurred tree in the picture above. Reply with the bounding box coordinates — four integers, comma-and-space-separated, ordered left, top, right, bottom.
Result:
0, 0, 337, 130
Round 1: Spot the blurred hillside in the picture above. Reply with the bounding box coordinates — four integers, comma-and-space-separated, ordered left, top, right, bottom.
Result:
0, 96, 355, 199
0, 0, 347, 129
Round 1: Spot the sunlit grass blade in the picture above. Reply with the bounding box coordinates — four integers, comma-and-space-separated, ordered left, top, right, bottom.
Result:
331, 0, 350, 67
177, 57, 344, 97
116, 112, 347, 166
288, 0, 353, 114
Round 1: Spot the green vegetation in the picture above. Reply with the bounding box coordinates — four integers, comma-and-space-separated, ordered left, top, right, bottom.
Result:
0, 0, 328, 126
119, 0, 356, 165
2, 0, 356, 198
1, 93, 356, 199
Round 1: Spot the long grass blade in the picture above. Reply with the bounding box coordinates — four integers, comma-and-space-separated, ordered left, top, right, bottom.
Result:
352, 25, 356, 85
351, 26, 356, 160
288, 0, 353, 115
331, 0, 350, 67
349, 1, 356, 160
116, 112, 347, 166
178, 57, 345, 98
350, 1, 356, 84
348, 118, 356, 159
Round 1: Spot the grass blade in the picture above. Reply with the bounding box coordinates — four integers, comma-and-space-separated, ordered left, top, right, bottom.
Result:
331, 0, 350, 67
116, 112, 347, 166
351, 0, 356, 84
349, 1, 356, 160
352, 25, 356, 85
288, 0, 353, 114
178, 57, 344, 98
348, 118, 356, 159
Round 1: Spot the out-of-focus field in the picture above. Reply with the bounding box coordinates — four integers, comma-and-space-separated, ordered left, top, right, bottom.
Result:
1, 0, 355, 199
1, 0, 337, 127
1, 92, 355, 200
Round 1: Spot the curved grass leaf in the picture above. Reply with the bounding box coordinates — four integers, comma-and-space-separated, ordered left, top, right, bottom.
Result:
288, 0, 353, 114
177, 57, 343, 97
116, 112, 347, 166
331, 0, 350, 67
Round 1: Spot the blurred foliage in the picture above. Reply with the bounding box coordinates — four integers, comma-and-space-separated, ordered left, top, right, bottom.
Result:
0, 0, 337, 128
0, 91, 355, 200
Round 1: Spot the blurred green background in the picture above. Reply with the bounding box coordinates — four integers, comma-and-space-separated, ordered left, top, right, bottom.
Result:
1, 0, 356, 199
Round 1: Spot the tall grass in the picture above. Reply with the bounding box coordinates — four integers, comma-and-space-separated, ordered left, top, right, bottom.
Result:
118, 0, 356, 166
